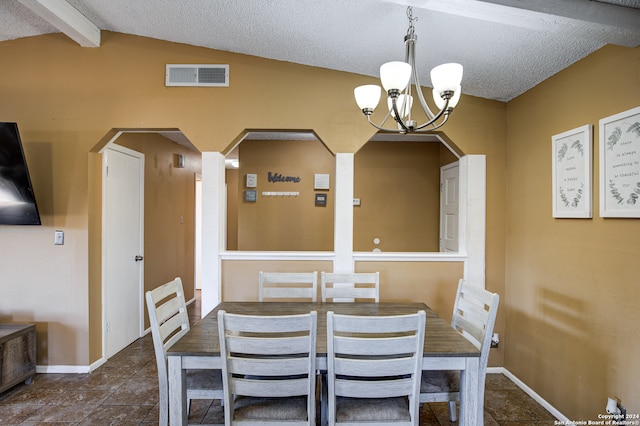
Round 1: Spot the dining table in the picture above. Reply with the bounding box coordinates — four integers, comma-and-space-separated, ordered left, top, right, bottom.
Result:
167, 301, 481, 425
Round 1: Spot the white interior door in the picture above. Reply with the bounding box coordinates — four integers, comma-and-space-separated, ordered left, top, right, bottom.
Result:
440, 162, 459, 252
103, 145, 144, 359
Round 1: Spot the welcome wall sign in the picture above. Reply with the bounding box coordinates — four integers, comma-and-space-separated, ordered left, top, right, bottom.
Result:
267, 171, 301, 183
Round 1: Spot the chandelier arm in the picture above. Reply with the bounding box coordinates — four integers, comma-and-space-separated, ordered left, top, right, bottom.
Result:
366, 111, 396, 132
413, 109, 450, 132
405, 36, 437, 121
391, 97, 412, 133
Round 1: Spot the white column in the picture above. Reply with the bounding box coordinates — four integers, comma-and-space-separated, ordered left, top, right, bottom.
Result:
201, 152, 225, 317
333, 153, 354, 273
460, 155, 486, 288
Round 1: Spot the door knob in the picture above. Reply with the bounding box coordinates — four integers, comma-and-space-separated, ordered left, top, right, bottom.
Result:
135, 255, 144, 261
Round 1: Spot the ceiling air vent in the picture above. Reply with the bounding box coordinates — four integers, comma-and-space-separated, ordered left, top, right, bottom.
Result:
165, 64, 229, 87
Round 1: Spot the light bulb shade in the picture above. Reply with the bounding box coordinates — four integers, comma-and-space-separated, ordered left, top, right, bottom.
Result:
433, 85, 461, 109
380, 61, 412, 92
388, 94, 413, 118
354, 85, 382, 110
430, 63, 463, 95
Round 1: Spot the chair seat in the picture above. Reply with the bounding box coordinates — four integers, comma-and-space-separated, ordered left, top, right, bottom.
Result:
233, 396, 309, 421
420, 370, 459, 394
336, 397, 410, 422
186, 369, 223, 394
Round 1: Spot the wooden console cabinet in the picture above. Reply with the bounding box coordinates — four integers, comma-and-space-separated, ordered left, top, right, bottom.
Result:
0, 324, 36, 393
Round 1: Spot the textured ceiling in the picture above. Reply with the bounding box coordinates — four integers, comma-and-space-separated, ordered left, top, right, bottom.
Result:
1, 0, 639, 103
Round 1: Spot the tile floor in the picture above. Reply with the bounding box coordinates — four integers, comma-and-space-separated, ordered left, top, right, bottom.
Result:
0, 294, 558, 425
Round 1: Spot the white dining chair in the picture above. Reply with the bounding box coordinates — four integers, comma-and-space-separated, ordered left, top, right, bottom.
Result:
320, 272, 380, 302
218, 310, 317, 425
325, 310, 426, 425
145, 277, 223, 426
419, 279, 500, 422
259, 271, 318, 302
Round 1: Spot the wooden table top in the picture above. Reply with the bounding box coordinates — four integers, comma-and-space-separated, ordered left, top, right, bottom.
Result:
168, 301, 480, 358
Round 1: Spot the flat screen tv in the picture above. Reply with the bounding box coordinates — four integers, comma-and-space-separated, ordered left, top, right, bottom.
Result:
0, 122, 41, 225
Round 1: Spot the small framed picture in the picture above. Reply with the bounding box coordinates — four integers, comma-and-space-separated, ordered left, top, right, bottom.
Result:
315, 193, 327, 206
314, 173, 330, 190
244, 189, 257, 202
246, 173, 257, 188
552, 124, 592, 218
599, 106, 640, 218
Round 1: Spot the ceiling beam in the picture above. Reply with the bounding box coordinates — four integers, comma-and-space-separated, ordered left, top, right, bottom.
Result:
387, 0, 640, 47
476, 0, 640, 33
18, 0, 100, 47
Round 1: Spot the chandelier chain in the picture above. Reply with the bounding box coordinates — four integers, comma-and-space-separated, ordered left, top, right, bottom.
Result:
406, 7, 418, 37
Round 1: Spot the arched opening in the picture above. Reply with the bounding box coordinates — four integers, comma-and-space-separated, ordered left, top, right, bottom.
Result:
223, 131, 335, 251
354, 132, 462, 252
91, 128, 202, 361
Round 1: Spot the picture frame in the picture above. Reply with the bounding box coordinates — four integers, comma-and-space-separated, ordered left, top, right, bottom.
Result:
599, 106, 640, 218
315, 193, 327, 206
552, 124, 592, 218
244, 189, 257, 202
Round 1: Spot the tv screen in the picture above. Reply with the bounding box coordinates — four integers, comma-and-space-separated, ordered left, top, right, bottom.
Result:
0, 122, 41, 225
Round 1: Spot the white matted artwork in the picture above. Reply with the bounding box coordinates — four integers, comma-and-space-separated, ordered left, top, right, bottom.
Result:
552, 124, 592, 218
599, 106, 640, 218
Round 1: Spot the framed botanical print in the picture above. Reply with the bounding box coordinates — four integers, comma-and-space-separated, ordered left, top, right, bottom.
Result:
552, 124, 592, 218
599, 106, 640, 218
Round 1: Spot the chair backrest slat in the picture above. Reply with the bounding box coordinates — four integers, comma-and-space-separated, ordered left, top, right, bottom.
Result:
227, 335, 312, 355
232, 378, 310, 398
334, 336, 419, 356
259, 271, 318, 302
335, 377, 415, 399
321, 272, 380, 302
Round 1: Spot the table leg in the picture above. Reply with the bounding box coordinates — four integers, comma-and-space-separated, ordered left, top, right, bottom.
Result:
459, 356, 480, 426
168, 355, 187, 425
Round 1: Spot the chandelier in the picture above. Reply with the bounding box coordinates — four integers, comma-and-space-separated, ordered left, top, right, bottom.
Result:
354, 7, 463, 133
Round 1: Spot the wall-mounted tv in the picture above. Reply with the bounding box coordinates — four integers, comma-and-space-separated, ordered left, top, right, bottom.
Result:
0, 122, 41, 225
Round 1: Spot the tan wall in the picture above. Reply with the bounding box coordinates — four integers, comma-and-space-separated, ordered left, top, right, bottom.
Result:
0, 32, 506, 367
221, 260, 464, 314
115, 134, 202, 327
505, 45, 640, 417
221, 260, 333, 301
355, 262, 465, 318
236, 139, 335, 251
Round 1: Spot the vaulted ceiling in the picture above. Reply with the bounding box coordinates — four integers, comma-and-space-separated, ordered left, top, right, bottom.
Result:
2, 0, 639, 102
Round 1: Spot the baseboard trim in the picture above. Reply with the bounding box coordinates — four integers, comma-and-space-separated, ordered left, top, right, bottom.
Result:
487, 367, 573, 425
36, 365, 91, 374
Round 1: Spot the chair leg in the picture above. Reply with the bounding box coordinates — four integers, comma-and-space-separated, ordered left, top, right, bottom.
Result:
448, 400, 457, 423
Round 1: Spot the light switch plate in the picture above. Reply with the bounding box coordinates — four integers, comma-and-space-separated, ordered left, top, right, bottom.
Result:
54, 230, 64, 245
